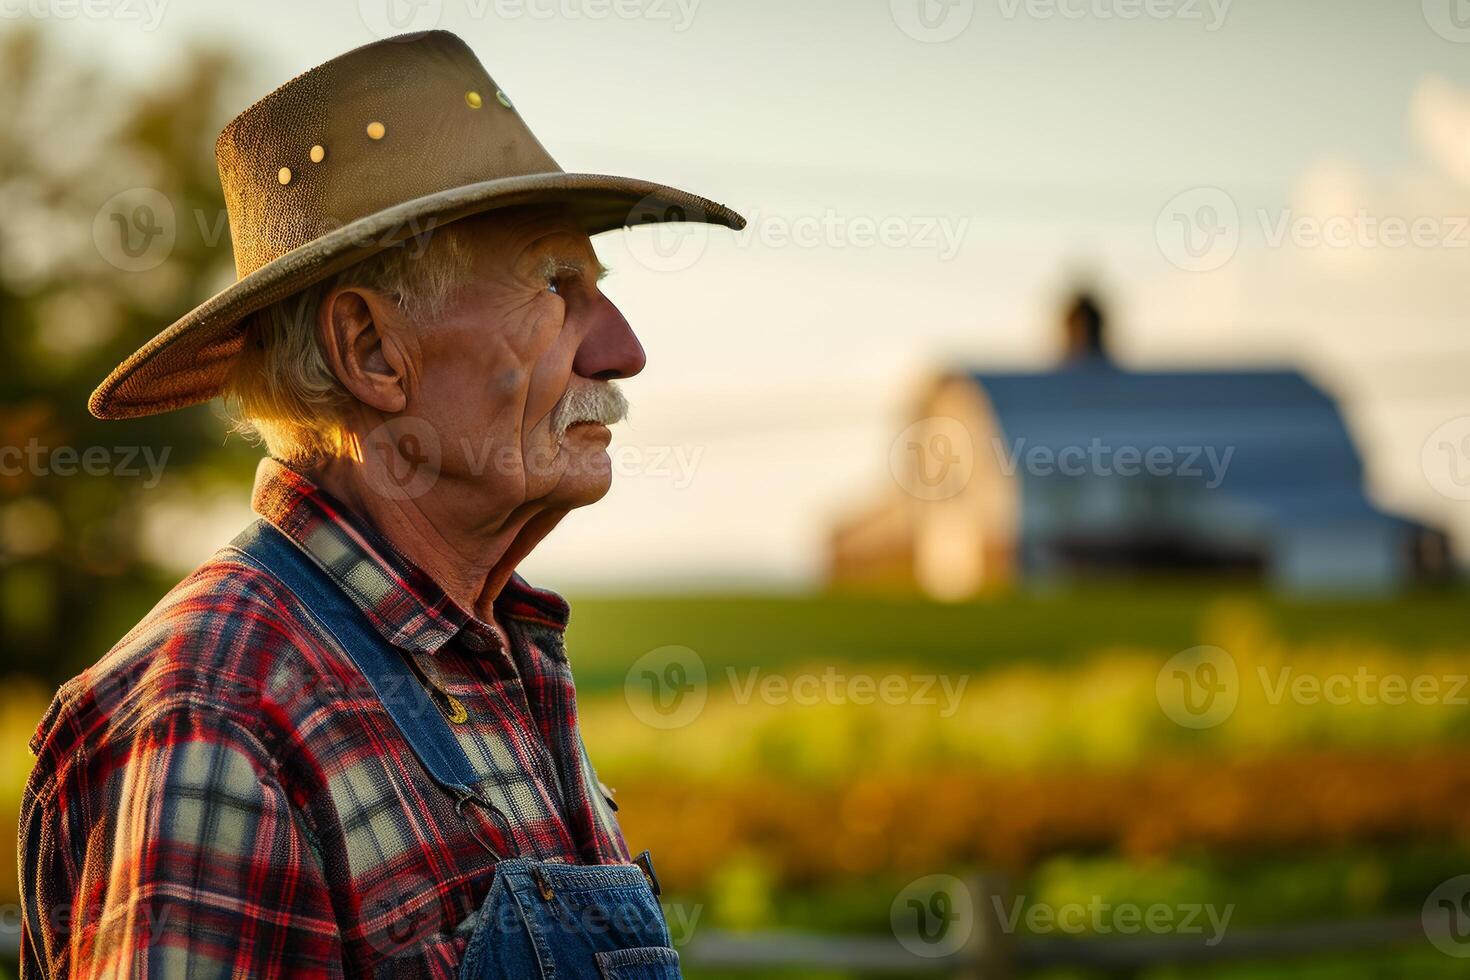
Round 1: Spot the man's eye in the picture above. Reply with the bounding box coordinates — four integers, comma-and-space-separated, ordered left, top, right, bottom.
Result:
546, 277, 561, 295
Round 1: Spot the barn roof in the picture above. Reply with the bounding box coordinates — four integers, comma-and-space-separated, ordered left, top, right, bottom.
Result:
964, 361, 1408, 529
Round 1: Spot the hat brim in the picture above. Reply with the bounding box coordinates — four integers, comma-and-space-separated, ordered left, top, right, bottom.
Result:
88, 172, 745, 420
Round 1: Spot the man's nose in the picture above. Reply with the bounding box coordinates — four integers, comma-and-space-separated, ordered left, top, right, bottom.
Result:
573, 295, 646, 381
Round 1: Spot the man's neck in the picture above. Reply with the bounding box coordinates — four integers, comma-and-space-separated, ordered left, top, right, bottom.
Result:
304, 457, 562, 624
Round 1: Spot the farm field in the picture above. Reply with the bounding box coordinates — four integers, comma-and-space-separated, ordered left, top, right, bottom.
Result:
562, 587, 1470, 977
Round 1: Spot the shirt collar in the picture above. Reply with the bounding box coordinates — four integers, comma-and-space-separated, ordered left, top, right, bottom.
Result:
250, 457, 570, 655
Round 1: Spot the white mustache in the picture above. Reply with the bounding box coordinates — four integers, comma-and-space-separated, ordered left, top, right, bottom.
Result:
551, 382, 628, 440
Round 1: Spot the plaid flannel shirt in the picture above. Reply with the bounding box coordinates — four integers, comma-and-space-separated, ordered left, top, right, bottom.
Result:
19, 458, 630, 978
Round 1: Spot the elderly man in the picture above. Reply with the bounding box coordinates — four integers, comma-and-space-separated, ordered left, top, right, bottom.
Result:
19, 32, 742, 980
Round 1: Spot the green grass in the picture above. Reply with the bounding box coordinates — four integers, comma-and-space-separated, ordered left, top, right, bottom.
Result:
664, 844, 1466, 937
559, 585, 1470, 693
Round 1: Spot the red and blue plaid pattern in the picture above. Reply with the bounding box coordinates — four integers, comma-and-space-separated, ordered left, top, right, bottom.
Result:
20, 458, 630, 978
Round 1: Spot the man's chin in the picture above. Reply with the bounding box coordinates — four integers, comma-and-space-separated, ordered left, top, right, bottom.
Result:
552, 469, 613, 509
550, 435, 615, 507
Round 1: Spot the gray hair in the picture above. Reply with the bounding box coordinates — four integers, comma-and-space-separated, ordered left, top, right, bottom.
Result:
223, 225, 476, 464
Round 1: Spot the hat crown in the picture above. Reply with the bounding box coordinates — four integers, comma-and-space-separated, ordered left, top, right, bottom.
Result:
215, 31, 562, 278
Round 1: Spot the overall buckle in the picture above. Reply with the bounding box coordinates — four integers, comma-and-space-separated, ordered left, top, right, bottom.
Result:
633, 850, 661, 896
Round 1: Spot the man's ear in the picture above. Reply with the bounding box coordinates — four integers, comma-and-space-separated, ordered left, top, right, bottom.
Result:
317, 286, 411, 414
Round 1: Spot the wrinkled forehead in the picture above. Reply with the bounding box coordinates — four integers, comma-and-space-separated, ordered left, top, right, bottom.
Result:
456, 204, 603, 274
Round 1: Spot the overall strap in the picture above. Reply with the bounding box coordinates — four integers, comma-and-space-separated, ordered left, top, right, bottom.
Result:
230, 518, 485, 802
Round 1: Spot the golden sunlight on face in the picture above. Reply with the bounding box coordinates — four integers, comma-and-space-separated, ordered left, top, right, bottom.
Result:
407, 207, 645, 515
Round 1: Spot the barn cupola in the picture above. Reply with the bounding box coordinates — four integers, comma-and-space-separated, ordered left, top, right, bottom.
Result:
1062, 290, 1109, 364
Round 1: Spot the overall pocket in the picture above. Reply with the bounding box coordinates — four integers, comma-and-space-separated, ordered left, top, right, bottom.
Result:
459, 860, 680, 980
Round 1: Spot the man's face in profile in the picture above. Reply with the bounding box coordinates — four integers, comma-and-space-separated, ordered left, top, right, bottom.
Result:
343, 206, 644, 515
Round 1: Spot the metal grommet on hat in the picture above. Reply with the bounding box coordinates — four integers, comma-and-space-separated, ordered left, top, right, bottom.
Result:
464, 90, 482, 108
366, 120, 386, 140
310, 144, 326, 163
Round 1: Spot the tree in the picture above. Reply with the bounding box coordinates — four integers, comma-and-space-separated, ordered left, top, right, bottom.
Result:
0, 27, 264, 682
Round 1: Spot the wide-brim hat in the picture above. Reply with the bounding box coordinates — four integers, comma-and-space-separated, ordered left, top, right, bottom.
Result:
89, 31, 744, 420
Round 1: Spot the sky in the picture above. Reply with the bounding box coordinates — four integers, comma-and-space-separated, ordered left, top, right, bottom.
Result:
30, 0, 1470, 589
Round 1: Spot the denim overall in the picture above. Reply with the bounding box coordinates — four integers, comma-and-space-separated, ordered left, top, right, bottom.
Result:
234, 520, 681, 979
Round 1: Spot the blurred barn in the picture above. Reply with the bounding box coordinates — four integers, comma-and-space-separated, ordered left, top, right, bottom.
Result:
829, 294, 1451, 598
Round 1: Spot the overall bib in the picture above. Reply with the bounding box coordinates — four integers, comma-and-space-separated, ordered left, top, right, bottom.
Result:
234, 520, 682, 979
